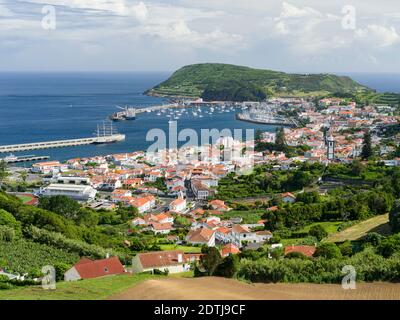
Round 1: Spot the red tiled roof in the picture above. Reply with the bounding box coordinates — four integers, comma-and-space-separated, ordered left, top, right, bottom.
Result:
186, 228, 215, 243
221, 243, 240, 257
284, 245, 316, 257
73, 257, 125, 279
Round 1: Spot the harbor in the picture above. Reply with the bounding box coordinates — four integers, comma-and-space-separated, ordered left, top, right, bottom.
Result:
0, 122, 125, 154
108, 100, 234, 121
235, 103, 298, 127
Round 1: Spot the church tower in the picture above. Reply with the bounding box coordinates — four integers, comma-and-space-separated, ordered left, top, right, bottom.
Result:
327, 134, 335, 160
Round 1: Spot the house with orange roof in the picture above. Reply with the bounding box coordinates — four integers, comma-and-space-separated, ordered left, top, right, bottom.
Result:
111, 189, 132, 202
149, 222, 173, 235
186, 228, 216, 247
208, 199, 231, 212
131, 217, 146, 226
284, 245, 316, 257
129, 195, 156, 213
221, 243, 240, 257
169, 197, 187, 213
154, 212, 174, 224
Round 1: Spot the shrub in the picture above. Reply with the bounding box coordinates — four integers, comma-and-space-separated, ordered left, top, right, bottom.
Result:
0, 225, 15, 242
285, 252, 308, 259
309, 225, 328, 241
314, 243, 342, 259
215, 254, 239, 278
338, 241, 353, 256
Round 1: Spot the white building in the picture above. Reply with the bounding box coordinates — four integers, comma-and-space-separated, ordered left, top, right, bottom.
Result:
169, 197, 187, 213
40, 183, 97, 202
132, 250, 200, 274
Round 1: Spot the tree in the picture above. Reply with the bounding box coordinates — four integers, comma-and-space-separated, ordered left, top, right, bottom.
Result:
363, 232, 383, 246
0, 209, 21, 236
54, 262, 70, 281
377, 234, 400, 258
18, 171, 28, 184
313, 243, 341, 259
275, 127, 287, 152
0, 161, 9, 187
361, 130, 373, 160
38, 195, 81, 220
214, 254, 239, 278
389, 200, 400, 233
338, 241, 353, 256
200, 246, 222, 276
351, 160, 364, 176
308, 225, 328, 241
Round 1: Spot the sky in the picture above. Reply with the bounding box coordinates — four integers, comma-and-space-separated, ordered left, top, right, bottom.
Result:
0, 0, 400, 73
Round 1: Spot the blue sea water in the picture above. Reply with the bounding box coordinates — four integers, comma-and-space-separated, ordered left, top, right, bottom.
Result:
343, 73, 400, 93
0, 72, 279, 162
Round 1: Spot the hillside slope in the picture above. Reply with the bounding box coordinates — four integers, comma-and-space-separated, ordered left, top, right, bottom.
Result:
146, 63, 371, 101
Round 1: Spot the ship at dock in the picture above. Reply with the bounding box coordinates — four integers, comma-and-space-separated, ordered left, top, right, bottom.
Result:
93, 121, 125, 144
109, 106, 136, 121
236, 104, 297, 127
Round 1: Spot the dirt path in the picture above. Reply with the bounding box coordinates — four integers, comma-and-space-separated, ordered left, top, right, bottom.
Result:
108, 277, 400, 300
326, 214, 390, 242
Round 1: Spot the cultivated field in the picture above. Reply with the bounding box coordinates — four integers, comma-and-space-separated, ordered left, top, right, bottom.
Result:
325, 214, 391, 242
108, 277, 400, 300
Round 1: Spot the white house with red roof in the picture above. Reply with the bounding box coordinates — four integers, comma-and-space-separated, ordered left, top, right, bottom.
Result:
149, 222, 173, 235
186, 228, 215, 247
64, 257, 125, 281
131, 217, 146, 226
169, 197, 187, 213
132, 250, 201, 274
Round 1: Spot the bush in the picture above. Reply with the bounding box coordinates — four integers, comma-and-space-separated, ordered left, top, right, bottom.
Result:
285, 251, 309, 259
308, 225, 328, 241
338, 241, 353, 256
314, 243, 342, 259
24, 225, 125, 261
363, 232, 383, 246
0, 225, 15, 242
215, 254, 239, 278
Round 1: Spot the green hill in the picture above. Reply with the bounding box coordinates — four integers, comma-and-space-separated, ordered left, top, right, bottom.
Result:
146, 63, 371, 101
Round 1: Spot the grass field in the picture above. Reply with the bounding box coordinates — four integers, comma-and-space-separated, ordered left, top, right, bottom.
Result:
159, 244, 202, 253
280, 221, 342, 245
15, 194, 36, 205
0, 274, 156, 300
325, 214, 391, 242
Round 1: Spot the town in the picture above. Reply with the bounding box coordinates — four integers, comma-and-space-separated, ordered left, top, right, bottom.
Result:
1, 95, 400, 291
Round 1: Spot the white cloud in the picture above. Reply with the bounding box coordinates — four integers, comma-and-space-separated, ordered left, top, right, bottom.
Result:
279, 1, 321, 19
137, 19, 243, 50
355, 24, 400, 47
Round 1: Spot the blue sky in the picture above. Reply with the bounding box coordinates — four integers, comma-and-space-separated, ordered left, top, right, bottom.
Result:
1, 0, 400, 73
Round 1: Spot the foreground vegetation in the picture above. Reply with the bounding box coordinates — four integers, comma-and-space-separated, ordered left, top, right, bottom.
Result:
0, 274, 155, 300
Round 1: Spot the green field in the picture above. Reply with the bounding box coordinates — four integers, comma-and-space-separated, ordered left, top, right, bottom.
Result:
159, 244, 202, 253
280, 221, 343, 245
15, 194, 34, 204
0, 274, 156, 300
325, 214, 391, 242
